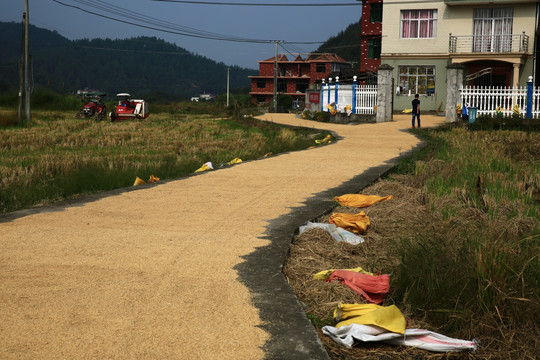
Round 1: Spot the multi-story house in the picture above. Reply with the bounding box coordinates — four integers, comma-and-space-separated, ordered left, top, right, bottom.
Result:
380, 0, 538, 111
359, 0, 383, 76
249, 53, 349, 105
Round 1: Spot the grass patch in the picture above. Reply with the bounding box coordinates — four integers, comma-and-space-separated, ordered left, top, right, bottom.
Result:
285, 125, 539, 358
0, 111, 331, 213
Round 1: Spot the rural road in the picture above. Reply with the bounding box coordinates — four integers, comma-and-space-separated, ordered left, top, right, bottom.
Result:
0, 113, 444, 359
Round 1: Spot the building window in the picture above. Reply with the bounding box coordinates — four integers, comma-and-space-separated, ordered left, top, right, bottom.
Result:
296, 80, 309, 93
473, 8, 513, 52
401, 10, 437, 38
368, 38, 381, 59
398, 66, 435, 95
370, 3, 382, 23
277, 79, 287, 92
257, 79, 266, 88
256, 95, 266, 103
316, 63, 326, 73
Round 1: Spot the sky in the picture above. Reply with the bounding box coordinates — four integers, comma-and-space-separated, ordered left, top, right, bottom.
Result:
2, 0, 362, 69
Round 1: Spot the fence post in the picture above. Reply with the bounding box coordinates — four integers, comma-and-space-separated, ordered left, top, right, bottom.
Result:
352, 75, 357, 114
321, 79, 325, 112
527, 75, 533, 119
328, 77, 332, 109
376, 64, 393, 122
335, 76, 339, 108
446, 63, 464, 122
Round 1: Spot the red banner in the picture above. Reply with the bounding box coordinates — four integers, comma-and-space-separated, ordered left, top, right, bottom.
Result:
309, 92, 320, 103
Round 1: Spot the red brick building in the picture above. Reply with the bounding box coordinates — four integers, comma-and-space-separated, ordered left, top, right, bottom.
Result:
359, 0, 383, 79
249, 53, 349, 104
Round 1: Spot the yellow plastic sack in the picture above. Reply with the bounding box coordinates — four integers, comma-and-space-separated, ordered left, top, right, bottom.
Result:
402, 108, 412, 113
133, 177, 146, 186
194, 162, 213, 173
330, 211, 370, 234
334, 194, 393, 208
315, 134, 332, 145
148, 175, 160, 183
334, 303, 406, 334
313, 267, 373, 280
227, 157, 242, 165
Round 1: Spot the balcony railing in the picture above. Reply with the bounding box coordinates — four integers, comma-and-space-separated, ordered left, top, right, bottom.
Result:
449, 32, 529, 53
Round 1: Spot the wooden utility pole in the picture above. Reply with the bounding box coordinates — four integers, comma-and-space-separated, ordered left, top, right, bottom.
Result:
18, 13, 25, 123
226, 67, 230, 107
24, 0, 31, 123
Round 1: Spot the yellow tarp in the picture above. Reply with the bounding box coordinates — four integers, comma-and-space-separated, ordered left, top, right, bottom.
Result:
334, 194, 393, 208
334, 303, 406, 334
227, 157, 242, 165
315, 134, 332, 145
133, 176, 145, 186
330, 211, 370, 234
313, 267, 373, 280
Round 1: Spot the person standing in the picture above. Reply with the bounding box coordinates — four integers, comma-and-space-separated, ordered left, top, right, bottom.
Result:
412, 94, 421, 128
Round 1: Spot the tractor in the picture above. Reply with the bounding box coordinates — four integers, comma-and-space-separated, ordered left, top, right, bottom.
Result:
109, 93, 149, 121
76, 91, 107, 121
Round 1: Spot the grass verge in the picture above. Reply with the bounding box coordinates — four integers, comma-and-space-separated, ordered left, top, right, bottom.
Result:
284, 124, 539, 359
0, 110, 331, 213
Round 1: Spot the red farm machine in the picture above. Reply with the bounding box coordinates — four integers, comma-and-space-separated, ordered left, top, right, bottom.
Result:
109, 93, 149, 121
76, 91, 107, 121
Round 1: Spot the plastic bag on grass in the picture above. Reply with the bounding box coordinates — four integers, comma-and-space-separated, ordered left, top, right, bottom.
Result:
322, 324, 478, 352
298, 221, 364, 245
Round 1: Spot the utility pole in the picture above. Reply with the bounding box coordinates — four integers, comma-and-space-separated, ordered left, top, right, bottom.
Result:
24, 0, 31, 123
226, 67, 230, 107
18, 13, 25, 123
273, 41, 278, 113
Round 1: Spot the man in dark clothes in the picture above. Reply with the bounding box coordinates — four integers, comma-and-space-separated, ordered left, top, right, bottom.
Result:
412, 94, 420, 128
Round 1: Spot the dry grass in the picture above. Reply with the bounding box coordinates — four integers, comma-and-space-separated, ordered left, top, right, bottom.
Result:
0, 110, 330, 212
284, 127, 539, 359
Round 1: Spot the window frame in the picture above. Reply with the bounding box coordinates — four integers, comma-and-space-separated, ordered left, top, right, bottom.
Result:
398, 65, 436, 96
256, 79, 266, 89
315, 63, 326, 73
368, 38, 381, 59
370, 3, 383, 23
400, 9, 438, 39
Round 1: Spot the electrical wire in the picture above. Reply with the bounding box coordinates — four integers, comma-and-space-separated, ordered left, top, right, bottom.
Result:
151, 0, 362, 6
76, 44, 192, 55
52, 0, 327, 45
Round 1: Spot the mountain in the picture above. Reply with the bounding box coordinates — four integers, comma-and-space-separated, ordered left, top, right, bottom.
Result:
315, 20, 361, 67
0, 22, 256, 100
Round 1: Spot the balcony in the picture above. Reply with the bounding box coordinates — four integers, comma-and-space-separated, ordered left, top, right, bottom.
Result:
449, 32, 529, 54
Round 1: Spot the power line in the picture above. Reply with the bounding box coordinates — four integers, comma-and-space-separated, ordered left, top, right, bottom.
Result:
52, 0, 327, 45
151, 0, 362, 6
75, 45, 192, 55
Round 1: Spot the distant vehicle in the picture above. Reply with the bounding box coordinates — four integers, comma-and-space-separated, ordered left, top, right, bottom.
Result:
109, 93, 149, 121
76, 91, 107, 121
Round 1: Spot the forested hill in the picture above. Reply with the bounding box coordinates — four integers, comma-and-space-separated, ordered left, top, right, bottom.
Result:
315, 20, 361, 66
0, 22, 256, 100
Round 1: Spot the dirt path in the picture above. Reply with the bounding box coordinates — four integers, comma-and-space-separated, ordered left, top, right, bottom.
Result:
0, 114, 445, 359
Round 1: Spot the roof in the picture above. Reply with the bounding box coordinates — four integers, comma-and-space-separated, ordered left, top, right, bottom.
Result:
258, 53, 348, 64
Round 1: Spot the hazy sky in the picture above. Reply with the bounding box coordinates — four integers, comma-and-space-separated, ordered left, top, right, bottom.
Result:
2, 0, 362, 69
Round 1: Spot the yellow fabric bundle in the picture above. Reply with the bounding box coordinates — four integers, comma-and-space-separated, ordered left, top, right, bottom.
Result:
330, 211, 370, 234
313, 266, 373, 280
334, 303, 406, 334
315, 134, 332, 145
227, 157, 242, 165
133, 177, 146, 186
334, 194, 393, 208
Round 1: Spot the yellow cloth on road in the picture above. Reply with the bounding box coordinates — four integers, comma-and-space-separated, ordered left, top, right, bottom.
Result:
334, 303, 406, 334
315, 134, 332, 144
330, 211, 370, 234
313, 267, 373, 280
334, 194, 393, 208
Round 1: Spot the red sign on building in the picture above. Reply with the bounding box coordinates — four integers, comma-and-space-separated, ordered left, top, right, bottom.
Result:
309, 92, 320, 103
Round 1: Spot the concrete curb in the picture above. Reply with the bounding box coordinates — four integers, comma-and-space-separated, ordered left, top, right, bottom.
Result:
236, 140, 425, 360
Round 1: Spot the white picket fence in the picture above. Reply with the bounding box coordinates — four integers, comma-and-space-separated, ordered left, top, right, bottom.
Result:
460, 85, 540, 118
321, 84, 377, 115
